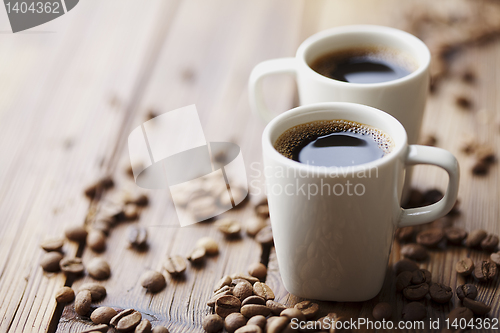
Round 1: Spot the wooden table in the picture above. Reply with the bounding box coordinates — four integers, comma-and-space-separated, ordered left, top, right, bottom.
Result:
1, 0, 499, 332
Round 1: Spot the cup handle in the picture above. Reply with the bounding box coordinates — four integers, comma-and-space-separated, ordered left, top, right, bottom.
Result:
249, 58, 297, 123
398, 145, 460, 227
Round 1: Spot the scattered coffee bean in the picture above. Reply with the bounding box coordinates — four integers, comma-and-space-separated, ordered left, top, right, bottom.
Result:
55, 286, 75, 303
247, 263, 267, 280
393, 259, 419, 275
215, 218, 241, 237
135, 319, 152, 333
476, 146, 496, 164
128, 226, 148, 248
234, 324, 262, 333
481, 234, 499, 252
241, 304, 271, 318
41, 252, 63, 272
87, 230, 106, 252
266, 316, 289, 333
447, 307, 474, 323
152, 326, 169, 333
207, 286, 234, 307
242, 296, 266, 306
225, 312, 247, 333
396, 271, 413, 292
295, 300, 319, 319
87, 258, 111, 280
187, 247, 206, 265
255, 226, 273, 245
93, 218, 113, 235
115, 309, 142, 332
253, 282, 274, 300
473, 260, 497, 282
254, 199, 269, 219
456, 284, 478, 300
231, 274, 259, 285
214, 275, 232, 292
233, 281, 253, 300
395, 227, 415, 242
163, 255, 186, 276
280, 308, 306, 322
196, 237, 219, 255
463, 298, 491, 315
140, 271, 166, 293
110, 309, 135, 326
81, 323, 109, 333
40, 238, 64, 252
472, 160, 490, 175
401, 243, 428, 261
444, 227, 467, 245
64, 225, 88, 242
402, 302, 426, 321
411, 269, 432, 285
246, 315, 266, 329
455, 258, 474, 276
90, 306, 118, 324
465, 229, 487, 248
372, 302, 392, 320
80, 283, 107, 301
429, 283, 452, 303
416, 228, 444, 248
266, 300, 287, 315
245, 217, 268, 237
126, 194, 149, 207
403, 283, 429, 301
84, 176, 114, 199
422, 189, 443, 205
123, 204, 140, 221
455, 96, 472, 110
60, 257, 85, 275
203, 314, 224, 333
491, 252, 500, 266
74, 290, 92, 316
215, 295, 241, 318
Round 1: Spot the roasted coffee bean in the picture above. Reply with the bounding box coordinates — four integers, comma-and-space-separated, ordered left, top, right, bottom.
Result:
215, 218, 241, 237
126, 194, 149, 207
317, 313, 339, 330
90, 306, 118, 324
396, 271, 413, 292
231, 274, 259, 285
163, 255, 186, 276
81, 323, 109, 333
74, 290, 92, 316
124, 204, 140, 221
140, 271, 166, 293
64, 225, 88, 242
463, 298, 491, 315
447, 307, 473, 323
215, 295, 241, 318
253, 282, 274, 300
80, 283, 106, 301
295, 300, 319, 319
465, 229, 487, 248
241, 304, 271, 318
41, 252, 63, 272
255, 199, 269, 218
207, 287, 233, 308
411, 269, 432, 285
491, 252, 500, 266
203, 314, 224, 333
416, 228, 444, 248
455, 258, 474, 276
242, 296, 266, 306
247, 315, 266, 329
55, 286, 75, 303
266, 316, 289, 333
255, 226, 273, 245
422, 189, 443, 205
444, 227, 467, 245
135, 319, 152, 333
110, 309, 135, 326
152, 326, 169, 333
247, 263, 267, 280
429, 283, 452, 303
281, 308, 306, 322
87, 230, 106, 252
214, 276, 232, 292
235, 325, 262, 333
372, 302, 392, 320
402, 302, 426, 321
233, 281, 253, 300
393, 259, 419, 275
225, 313, 247, 333
456, 284, 478, 300
87, 258, 111, 280
40, 238, 64, 252
395, 227, 415, 242
115, 310, 142, 332
401, 244, 428, 261
473, 260, 497, 282
472, 160, 489, 175
245, 217, 268, 237
481, 234, 499, 252
196, 237, 219, 255
266, 300, 287, 315
187, 247, 206, 264
93, 218, 114, 235
60, 257, 85, 275
84, 176, 114, 199
128, 226, 148, 248
403, 283, 429, 301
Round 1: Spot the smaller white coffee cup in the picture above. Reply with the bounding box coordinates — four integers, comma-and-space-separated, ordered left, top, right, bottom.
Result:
262, 102, 459, 301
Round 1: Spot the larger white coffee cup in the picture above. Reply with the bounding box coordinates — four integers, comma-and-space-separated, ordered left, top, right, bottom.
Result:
262, 102, 459, 301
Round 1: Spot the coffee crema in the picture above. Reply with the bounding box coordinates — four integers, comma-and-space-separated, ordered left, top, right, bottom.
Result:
310, 46, 417, 84
274, 120, 394, 167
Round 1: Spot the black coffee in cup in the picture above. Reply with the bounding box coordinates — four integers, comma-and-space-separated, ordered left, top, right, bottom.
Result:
310, 46, 416, 84
274, 120, 394, 167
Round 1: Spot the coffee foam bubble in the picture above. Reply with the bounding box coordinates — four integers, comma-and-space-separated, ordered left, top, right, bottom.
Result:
274, 119, 394, 160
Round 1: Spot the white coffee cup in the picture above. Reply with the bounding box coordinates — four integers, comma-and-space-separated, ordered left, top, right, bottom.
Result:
262, 102, 459, 301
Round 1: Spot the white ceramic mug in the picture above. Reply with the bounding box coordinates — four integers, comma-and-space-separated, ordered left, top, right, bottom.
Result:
262, 102, 459, 301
